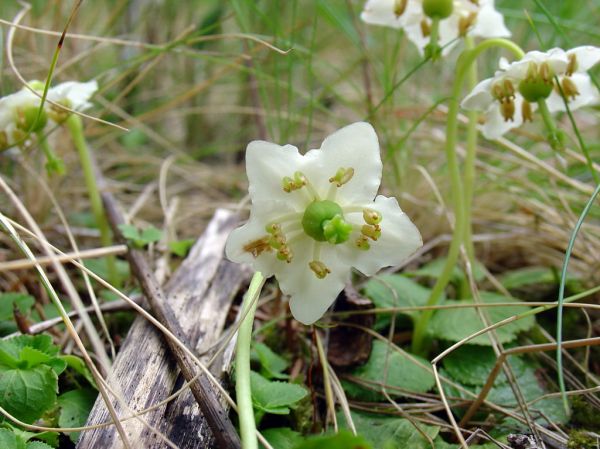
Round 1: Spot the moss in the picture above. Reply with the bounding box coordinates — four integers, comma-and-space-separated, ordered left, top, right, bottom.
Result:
567, 430, 597, 449
571, 396, 600, 431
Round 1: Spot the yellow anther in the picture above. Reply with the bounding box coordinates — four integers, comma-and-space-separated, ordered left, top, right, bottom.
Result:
363, 208, 382, 225
277, 246, 293, 263
265, 223, 282, 234
503, 79, 515, 99
500, 100, 515, 122
309, 260, 331, 279
269, 235, 286, 250
0, 131, 8, 150
420, 19, 431, 37
566, 53, 577, 77
458, 11, 477, 36
561, 77, 580, 100
329, 167, 354, 187
282, 176, 295, 193
538, 62, 552, 83
355, 235, 371, 251
282, 171, 308, 193
524, 62, 537, 81
243, 237, 272, 258
521, 100, 534, 122
361, 224, 381, 241
394, 0, 408, 16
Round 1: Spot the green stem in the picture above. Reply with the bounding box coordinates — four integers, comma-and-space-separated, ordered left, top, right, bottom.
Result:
462, 37, 478, 266
537, 99, 563, 151
37, 133, 65, 176
235, 271, 265, 449
425, 18, 441, 60
411, 38, 524, 355
65, 115, 119, 287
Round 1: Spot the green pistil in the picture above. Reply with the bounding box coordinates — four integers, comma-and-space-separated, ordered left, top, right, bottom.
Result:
302, 200, 351, 244
17, 105, 47, 133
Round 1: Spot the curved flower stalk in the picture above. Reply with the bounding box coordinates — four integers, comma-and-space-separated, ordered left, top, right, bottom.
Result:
361, 0, 510, 56
461, 46, 600, 139
226, 122, 422, 325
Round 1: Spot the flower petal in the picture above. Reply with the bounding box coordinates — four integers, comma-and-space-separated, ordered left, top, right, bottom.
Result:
505, 49, 568, 80
480, 95, 528, 140
281, 243, 350, 325
225, 200, 299, 276
470, 0, 511, 38
246, 140, 318, 210
567, 46, 600, 72
461, 78, 494, 111
546, 73, 600, 112
317, 122, 383, 203
339, 195, 422, 276
48, 80, 98, 111
360, 0, 404, 28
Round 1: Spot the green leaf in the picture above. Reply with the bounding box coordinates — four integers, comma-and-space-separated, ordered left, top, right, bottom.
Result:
292, 430, 372, 449
19, 347, 66, 375
0, 365, 58, 423
410, 257, 486, 283
442, 345, 528, 386
58, 388, 97, 442
254, 342, 289, 379
499, 267, 556, 289
260, 428, 303, 449
118, 224, 162, 248
26, 442, 54, 449
363, 275, 440, 320
343, 340, 435, 401
140, 226, 163, 244
117, 224, 140, 242
0, 428, 18, 449
250, 371, 307, 415
60, 355, 97, 389
431, 437, 497, 449
428, 292, 535, 345
168, 239, 195, 257
0, 293, 35, 321
341, 411, 439, 449
83, 258, 130, 283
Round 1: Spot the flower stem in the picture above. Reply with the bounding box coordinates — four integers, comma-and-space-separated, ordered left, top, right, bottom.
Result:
411, 38, 524, 355
37, 133, 65, 176
537, 99, 564, 151
235, 271, 265, 449
65, 114, 119, 287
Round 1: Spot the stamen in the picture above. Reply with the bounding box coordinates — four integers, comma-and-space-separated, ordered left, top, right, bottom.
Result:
363, 208, 382, 225
566, 53, 577, 77
394, 0, 408, 17
355, 235, 371, 251
329, 167, 354, 187
561, 77, 580, 100
361, 224, 381, 241
420, 19, 431, 37
538, 62, 552, 83
282, 171, 320, 201
458, 11, 477, 36
309, 260, 330, 279
521, 100, 534, 122
500, 100, 515, 122
277, 246, 293, 263
243, 237, 272, 258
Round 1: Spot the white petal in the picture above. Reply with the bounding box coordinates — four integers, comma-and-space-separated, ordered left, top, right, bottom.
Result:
546, 73, 600, 112
225, 200, 299, 276
282, 243, 350, 325
480, 95, 527, 140
48, 80, 98, 110
317, 122, 383, 203
470, 0, 511, 38
339, 195, 422, 276
360, 0, 404, 28
245, 140, 318, 210
438, 15, 461, 53
505, 50, 568, 80
566, 46, 600, 72
461, 78, 495, 111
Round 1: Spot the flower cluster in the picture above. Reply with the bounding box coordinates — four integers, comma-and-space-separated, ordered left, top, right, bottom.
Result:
0, 80, 97, 151
461, 46, 600, 139
225, 122, 422, 324
361, 0, 510, 55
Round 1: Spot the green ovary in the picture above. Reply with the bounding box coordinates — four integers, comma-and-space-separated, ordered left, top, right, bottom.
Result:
518, 79, 553, 102
302, 200, 353, 244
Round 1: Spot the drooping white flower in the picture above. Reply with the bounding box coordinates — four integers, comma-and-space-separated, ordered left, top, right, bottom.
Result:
0, 83, 45, 149
462, 46, 600, 139
225, 122, 422, 325
361, 0, 510, 56
46, 80, 98, 123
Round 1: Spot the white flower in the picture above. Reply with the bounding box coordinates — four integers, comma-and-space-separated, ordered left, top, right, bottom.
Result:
462, 46, 600, 139
0, 84, 44, 148
47, 80, 98, 113
225, 122, 422, 325
361, 0, 510, 55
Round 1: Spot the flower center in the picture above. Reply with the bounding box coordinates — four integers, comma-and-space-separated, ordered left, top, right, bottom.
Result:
517, 62, 554, 103
302, 200, 353, 244
422, 0, 454, 19
16, 105, 47, 133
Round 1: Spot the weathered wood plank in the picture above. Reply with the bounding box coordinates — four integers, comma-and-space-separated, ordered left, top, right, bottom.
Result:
77, 209, 248, 449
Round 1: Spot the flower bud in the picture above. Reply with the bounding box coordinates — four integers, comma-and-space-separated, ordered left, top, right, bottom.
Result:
16, 105, 47, 133
422, 0, 453, 19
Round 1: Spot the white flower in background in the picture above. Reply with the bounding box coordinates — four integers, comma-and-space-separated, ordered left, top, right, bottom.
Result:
361, 0, 510, 55
461, 46, 600, 139
225, 122, 422, 325
0, 83, 45, 149
47, 80, 98, 122
546, 46, 600, 113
